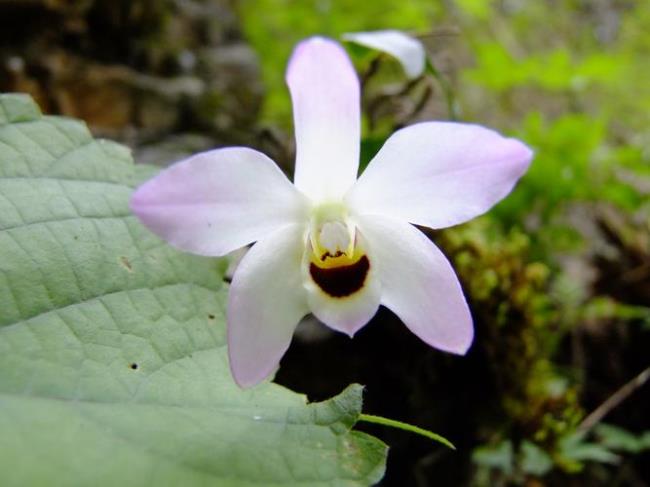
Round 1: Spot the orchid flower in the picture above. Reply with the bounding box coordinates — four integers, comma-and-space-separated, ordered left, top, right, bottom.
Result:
130, 37, 533, 388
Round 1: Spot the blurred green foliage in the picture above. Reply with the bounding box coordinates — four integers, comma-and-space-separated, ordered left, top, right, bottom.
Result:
460, 0, 650, 220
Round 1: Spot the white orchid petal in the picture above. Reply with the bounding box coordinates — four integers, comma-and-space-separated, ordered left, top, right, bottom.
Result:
343, 30, 426, 79
287, 37, 360, 202
357, 215, 473, 354
307, 281, 381, 337
130, 148, 307, 256
348, 122, 533, 229
228, 224, 309, 388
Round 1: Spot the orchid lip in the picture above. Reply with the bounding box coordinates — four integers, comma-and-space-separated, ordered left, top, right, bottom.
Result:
309, 254, 370, 298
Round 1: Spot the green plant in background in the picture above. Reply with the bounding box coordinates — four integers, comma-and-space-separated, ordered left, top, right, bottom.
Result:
459, 0, 650, 220
451, 0, 650, 483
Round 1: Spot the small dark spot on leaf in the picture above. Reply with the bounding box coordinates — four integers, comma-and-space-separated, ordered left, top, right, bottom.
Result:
120, 256, 133, 272
208, 314, 215, 320
129, 363, 138, 370
73, 235, 78, 240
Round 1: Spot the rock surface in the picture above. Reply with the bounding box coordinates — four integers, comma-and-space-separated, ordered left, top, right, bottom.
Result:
0, 0, 264, 155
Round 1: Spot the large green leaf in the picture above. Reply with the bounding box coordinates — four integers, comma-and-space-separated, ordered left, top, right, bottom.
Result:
0, 94, 387, 486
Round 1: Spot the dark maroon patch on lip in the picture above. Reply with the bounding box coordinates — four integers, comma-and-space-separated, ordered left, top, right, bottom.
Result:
309, 255, 370, 298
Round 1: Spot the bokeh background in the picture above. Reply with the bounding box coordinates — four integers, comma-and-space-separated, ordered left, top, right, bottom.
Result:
2, 0, 649, 485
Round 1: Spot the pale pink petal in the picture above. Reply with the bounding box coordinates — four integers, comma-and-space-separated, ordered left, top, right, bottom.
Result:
303, 231, 381, 337
286, 37, 360, 202
343, 30, 426, 79
347, 122, 533, 229
356, 214, 473, 354
130, 148, 307, 257
228, 224, 309, 388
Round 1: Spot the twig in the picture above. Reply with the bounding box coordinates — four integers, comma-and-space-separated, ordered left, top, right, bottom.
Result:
411, 27, 461, 39
578, 365, 650, 432
425, 59, 458, 120
360, 55, 382, 90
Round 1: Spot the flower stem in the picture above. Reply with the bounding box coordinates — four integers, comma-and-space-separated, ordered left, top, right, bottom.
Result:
357, 414, 456, 450
425, 59, 458, 120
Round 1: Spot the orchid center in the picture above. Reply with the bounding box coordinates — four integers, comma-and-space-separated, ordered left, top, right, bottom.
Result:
306, 203, 370, 298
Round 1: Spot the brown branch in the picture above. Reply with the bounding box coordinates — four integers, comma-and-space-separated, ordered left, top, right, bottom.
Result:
578, 365, 650, 432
